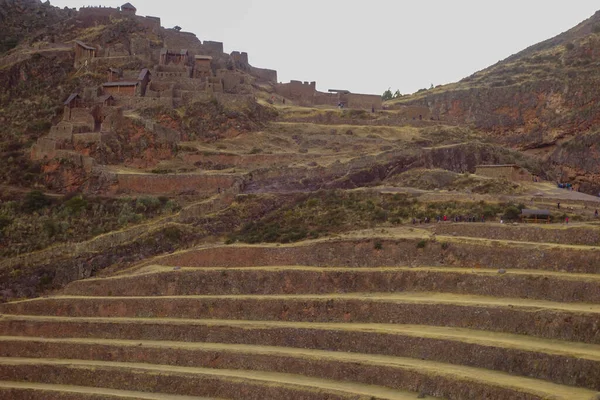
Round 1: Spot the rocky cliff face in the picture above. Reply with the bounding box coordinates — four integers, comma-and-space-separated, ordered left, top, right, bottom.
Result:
393, 10, 600, 192
397, 11, 600, 144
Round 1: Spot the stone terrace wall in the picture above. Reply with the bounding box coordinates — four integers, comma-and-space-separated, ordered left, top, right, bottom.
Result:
114, 173, 240, 195
434, 224, 600, 246
155, 237, 600, 274
118, 97, 173, 109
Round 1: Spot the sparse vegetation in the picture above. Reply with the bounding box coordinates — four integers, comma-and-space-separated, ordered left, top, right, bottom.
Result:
0, 193, 180, 257
226, 190, 513, 244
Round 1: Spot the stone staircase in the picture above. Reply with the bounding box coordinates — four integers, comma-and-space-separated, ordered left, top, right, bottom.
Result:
1, 227, 600, 399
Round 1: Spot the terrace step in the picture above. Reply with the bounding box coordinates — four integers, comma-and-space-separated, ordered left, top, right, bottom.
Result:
2, 293, 599, 343
0, 358, 443, 400
0, 381, 219, 400
149, 238, 600, 274
0, 334, 599, 390
62, 265, 600, 303
433, 223, 600, 247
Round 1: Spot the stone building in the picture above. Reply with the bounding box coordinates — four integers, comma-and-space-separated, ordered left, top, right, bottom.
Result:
193, 55, 212, 80
475, 164, 532, 181
102, 81, 139, 97
120, 2, 136, 15
274, 81, 382, 110
160, 49, 189, 66
74, 40, 96, 68
107, 68, 122, 82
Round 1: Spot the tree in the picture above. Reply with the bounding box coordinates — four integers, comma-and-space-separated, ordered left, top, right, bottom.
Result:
381, 88, 393, 101
393, 90, 402, 99
173, 26, 182, 32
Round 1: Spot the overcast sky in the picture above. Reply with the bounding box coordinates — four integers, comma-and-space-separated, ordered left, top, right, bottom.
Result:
50, 1, 599, 95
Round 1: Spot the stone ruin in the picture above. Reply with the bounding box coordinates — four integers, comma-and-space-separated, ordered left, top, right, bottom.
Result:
275, 80, 383, 110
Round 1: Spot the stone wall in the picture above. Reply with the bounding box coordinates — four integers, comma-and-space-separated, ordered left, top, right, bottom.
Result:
118, 96, 173, 109
90, 56, 141, 68
476, 166, 531, 181
73, 133, 102, 144
54, 150, 96, 173
433, 224, 600, 247
203, 41, 224, 54
114, 173, 240, 195
31, 138, 57, 160
50, 122, 74, 140
346, 93, 382, 110
161, 29, 203, 53
249, 66, 277, 83
276, 80, 316, 100
393, 105, 432, 120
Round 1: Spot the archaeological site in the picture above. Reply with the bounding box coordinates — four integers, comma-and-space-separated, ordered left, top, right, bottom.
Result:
1, 0, 600, 399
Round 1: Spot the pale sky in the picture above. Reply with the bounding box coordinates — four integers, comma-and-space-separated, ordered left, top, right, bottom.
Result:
50, 1, 599, 95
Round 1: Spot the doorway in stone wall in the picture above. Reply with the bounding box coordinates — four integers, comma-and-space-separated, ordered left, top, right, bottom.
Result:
91, 106, 104, 132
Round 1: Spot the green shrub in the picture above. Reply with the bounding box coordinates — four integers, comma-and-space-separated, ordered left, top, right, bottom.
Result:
163, 226, 182, 242
43, 220, 59, 237
417, 240, 427, 249
374, 240, 383, 250
135, 196, 161, 213
64, 196, 88, 214
502, 205, 522, 221
565, 42, 575, 51
22, 190, 51, 213
249, 147, 262, 154
0, 215, 12, 231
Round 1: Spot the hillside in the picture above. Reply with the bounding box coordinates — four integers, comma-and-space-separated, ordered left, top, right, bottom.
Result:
2, 2, 600, 399
0, 0, 598, 294
392, 10, 600, 192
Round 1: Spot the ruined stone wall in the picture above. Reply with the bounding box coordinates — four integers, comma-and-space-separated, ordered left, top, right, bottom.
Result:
114, 173, 239, 195
249, 66, 277, 83
143, 121, 181, 144
393, 105, 432, 120
347, 93, 382, 110
313, 92, 338, 106
54, 150, 96, 173
217, 70, 251, 92
134, 15, 161, 33
154, 69, 191, 80
77, 6, 120, 19
160, 29, 203, 53
214, 93, 254, 108
90, 56, 141, 68
203, 41, 224, 54
276, 80, 316, 100
475, 166, 518, 180
50, 122, 74, 140
73, 133, 102, 144
118, 96, 173, 109
31, 138, 57, 160
172, 77, 207, 91
103, 85, 137, 97
67, 108, 95, 125
231, 51, 249, 65
180, 90, 211, 103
